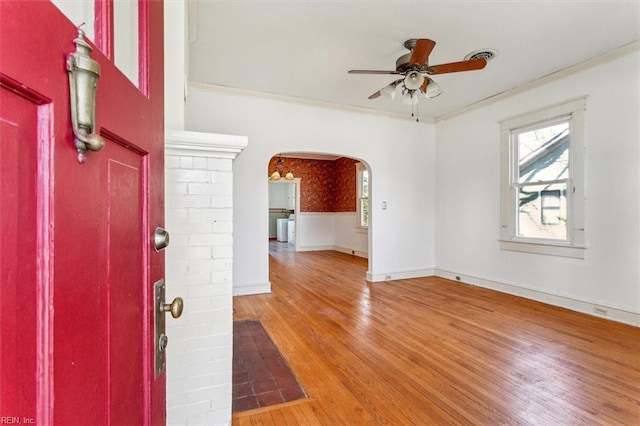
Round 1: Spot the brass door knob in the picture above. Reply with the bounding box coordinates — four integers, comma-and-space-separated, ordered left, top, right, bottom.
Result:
161, 297, 184, 318
154, 227, 170, 251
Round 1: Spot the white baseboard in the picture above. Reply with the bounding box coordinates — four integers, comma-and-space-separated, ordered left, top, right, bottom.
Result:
233, 281, 271, 296
435, 269, 639, 327
296, 244, 335, 252
297, 245, 368, 259
333, 245, 368, 259
367, 268, 435, 283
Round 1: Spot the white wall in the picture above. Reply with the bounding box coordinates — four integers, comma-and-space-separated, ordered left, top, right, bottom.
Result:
297, 213, 335, 250
333, 213, 368, 257
268, 182, 290, 208
293, 212, 368, 257
186, 88, 437, 293
435, 51, 640, 325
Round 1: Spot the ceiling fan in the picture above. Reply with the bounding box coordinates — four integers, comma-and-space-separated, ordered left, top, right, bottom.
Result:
348, 38, 488, 106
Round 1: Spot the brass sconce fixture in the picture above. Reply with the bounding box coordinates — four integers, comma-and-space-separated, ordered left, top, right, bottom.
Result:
269, 155, 294, 180
67, 27, 105, 163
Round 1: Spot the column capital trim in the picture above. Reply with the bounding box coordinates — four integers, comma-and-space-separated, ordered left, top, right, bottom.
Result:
165, 130, 248, 159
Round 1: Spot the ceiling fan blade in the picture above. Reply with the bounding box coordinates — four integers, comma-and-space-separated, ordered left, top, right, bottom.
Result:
419, 78, 429, 94
409, 39, 436, 66
368, 90, 382, 99
427, 58, 487, 75
348, 70, 401, 75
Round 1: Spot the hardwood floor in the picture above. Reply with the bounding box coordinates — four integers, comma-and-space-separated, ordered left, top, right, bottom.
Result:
232, 250, 640, 425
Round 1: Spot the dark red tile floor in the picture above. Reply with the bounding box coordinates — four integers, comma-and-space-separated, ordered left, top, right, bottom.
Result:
232, 319, 307, 412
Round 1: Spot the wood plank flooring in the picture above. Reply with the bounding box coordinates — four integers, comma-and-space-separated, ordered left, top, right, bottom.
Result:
232, 250, 640, 425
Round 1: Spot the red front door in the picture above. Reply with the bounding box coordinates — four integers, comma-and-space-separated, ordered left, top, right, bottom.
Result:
1, 1, 165, 424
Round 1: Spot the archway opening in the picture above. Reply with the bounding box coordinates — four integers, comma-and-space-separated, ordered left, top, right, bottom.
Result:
266, 152, 370, 264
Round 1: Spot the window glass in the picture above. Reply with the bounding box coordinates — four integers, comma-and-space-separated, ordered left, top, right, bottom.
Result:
517, 122, 569, 183
52, 0, 140, 88
52, 1, 95, 41
357, 165, 369, 228
114, 0, 139, 87
540, 189, 564, 225
517, 183, 567, 240
514, 120, 569, 240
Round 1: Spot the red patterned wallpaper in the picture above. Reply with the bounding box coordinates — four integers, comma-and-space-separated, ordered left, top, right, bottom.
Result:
332, 157, 357, 212
268, 156, 358, 212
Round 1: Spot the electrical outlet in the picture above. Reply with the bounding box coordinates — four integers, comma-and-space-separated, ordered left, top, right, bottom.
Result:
593, 306, 608, 316
385, 275, 392, 280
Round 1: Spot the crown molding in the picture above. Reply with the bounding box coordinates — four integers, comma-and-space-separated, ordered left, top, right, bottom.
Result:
435, 41, 640, 123
187, 81, 435, 124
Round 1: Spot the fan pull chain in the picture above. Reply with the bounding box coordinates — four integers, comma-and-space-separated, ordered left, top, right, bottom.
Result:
411, 95, 415, 119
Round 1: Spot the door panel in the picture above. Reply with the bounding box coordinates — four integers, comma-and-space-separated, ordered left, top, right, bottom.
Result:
0, 1, 165, 424
107, 147, 145, 425
0, 88, 40, 422
51, 136, 151, 425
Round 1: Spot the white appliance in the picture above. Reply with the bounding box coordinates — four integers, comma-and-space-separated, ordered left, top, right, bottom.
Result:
276, 218, 288, 242
268, 210, 289, 239
287, 219, 295, 245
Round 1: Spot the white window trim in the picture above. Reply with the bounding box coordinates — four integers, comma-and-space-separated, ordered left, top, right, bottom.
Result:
499, 97, 586, 259
356, 162, 368, 230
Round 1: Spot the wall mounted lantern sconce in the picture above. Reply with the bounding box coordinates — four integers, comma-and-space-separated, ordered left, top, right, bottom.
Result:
67, 27, 105, 163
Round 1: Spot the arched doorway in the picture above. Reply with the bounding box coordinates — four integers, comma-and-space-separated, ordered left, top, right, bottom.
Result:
266, 152, 370, 262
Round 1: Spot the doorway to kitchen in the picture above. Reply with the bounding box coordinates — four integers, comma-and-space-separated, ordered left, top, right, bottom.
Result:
268, 178, 300, 252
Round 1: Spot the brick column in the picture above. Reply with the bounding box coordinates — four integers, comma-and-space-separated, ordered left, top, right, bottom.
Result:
164, 130, 247, 425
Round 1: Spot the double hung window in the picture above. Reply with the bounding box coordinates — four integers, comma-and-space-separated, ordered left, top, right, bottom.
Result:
500, 98, 586, 258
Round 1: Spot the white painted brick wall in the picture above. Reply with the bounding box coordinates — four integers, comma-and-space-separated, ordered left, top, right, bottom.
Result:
164, 130, 247, 426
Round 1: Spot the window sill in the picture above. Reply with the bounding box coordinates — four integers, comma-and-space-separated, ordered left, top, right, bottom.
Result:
499, 239, 585, 259
355, 226, 368, 234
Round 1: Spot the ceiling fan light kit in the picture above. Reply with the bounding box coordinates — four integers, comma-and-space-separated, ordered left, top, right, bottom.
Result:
381, 81, 398, 99
403, 70, 424, 91
348, 38, 492, 118
402, 91, 419, 105
424, 78, 443, 98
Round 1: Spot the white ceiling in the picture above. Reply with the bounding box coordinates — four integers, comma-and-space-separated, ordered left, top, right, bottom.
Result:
188, 1, 640, 122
